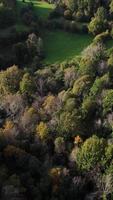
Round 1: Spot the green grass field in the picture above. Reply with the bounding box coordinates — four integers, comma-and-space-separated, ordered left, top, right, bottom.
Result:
17, 0, 55, 19
12, 1, 113, 64
43, 31, 93, 63
17, 1, 93, 64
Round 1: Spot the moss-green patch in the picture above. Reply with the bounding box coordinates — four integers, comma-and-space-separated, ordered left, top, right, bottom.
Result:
43, 30, 93, 64
17, 0, 55, 19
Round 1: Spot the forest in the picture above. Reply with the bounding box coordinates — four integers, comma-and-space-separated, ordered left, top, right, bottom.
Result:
1, 0, 113, 199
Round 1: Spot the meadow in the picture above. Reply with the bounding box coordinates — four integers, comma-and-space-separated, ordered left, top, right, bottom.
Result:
17, 0, 55, 19
44, 31, 93, 63
16, 1, 93, 63
3, 0, 113, 64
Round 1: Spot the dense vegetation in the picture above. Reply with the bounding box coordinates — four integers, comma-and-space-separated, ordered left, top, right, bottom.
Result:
1, 0, 113, 200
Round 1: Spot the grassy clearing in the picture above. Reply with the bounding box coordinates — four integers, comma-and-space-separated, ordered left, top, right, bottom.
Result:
43, 30, 93, 64
17, 1, 93, 63
33, 1, 55, 19
17, 0, 55, 19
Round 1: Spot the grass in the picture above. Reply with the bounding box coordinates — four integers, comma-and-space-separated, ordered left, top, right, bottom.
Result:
16, 1, 93, 64
33, 1, 55, 19
17, 0, 55, 19
1, 0, 113, 66
43, 30, 93, 64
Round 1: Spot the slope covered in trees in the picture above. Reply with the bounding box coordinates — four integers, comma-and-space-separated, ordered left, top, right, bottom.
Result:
1, 0, 113, 200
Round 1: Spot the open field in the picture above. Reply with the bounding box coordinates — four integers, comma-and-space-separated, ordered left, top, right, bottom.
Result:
43, 31, 93, 63
1, 0, 113, 65
17, 0, 55, 19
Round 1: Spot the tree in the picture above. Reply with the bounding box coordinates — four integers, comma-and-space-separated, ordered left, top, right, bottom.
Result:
90, 74, 109, 97
20, 73, 36, 95
102, 90, 113, 115
72, 75, 92, 98
64, 66, 77, 88
88, 7, 107, 35
54, 137, 65, 153
21, 107, 39, 135
0, 65, 22, 96
36, 122, 49, 140
58, 109, 82, 138
66, 0, 75, 11
108, 54, 113, 79
110, 0, 113, 13
79, 42, 105, 76
76, 135, 106, 171
26, 33, 44, 58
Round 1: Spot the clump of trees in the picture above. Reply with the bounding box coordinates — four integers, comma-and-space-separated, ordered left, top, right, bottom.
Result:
1, 0, 113, 200
0, 37, 113, 199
